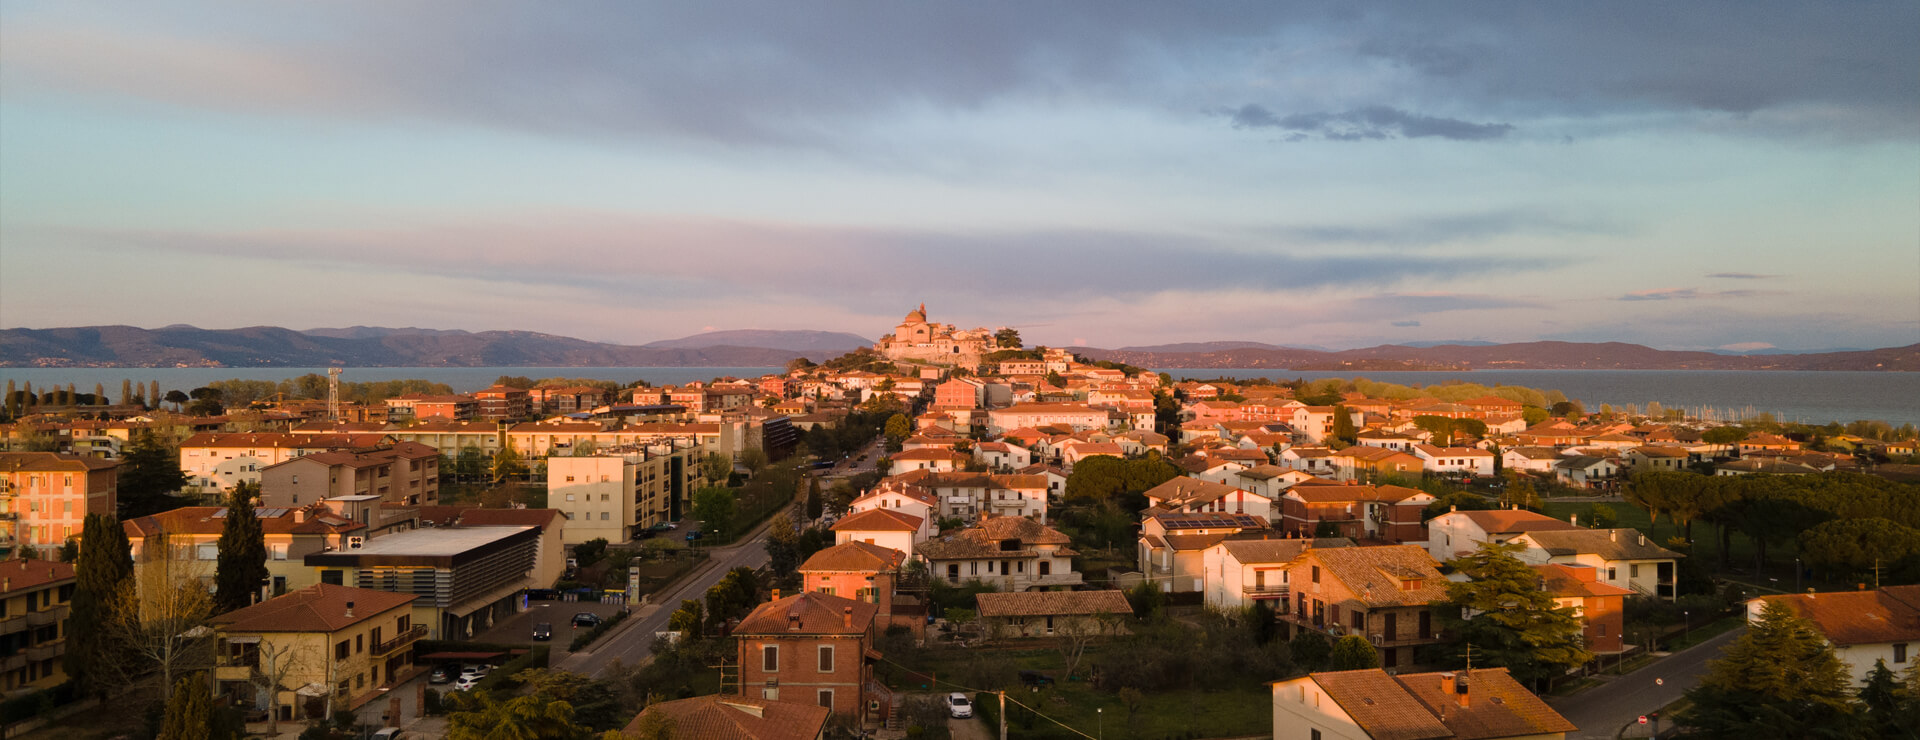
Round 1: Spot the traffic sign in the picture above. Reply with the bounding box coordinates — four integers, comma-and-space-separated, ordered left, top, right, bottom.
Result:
1638, 716, 1648, 725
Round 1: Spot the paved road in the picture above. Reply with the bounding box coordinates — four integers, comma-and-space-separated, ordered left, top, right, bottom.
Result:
559, 519, 774, 677
1548, 625, 1745, 739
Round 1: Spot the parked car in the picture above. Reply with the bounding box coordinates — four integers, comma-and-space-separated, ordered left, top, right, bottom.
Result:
947, 693, 972, 719
460, 664, 491, 680
533, 622, 552, 641
428, 666, 452, 684
452, 675, 480, 692
1018, 670, 1055, 687
572, 612, 602, 628
371, 729, 406, 740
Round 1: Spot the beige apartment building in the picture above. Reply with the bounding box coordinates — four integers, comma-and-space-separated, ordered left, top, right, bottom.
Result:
0, 559, 75, 693
179, 433, 392, 496
546, 446, 702, 544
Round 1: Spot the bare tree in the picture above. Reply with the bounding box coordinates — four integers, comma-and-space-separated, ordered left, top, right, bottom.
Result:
110, 536, 217, 702
1054, 616, 1102, 682
242, 639, 319, 735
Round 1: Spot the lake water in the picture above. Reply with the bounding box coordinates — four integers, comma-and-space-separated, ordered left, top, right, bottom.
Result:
2, 366, 1916, 427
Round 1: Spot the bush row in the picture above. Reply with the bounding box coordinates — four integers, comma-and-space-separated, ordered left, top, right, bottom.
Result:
569, 609, 631, 651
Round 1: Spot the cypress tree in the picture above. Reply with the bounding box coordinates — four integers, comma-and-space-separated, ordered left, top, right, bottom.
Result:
122, 379, 134, 406
149, 381, 161, 409
66, 383, 77, 407
214, 483, 268, 613
93, 383, 107, 406
157, 672, 214, 740
805, 475, 824, 520
67, 513, 135, 698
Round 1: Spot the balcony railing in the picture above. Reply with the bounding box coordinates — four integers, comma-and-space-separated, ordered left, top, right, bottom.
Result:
25, 642, 61, 662
25, 606, 66, 628
1241, 584, 1290, 598
371, 625, 427, 656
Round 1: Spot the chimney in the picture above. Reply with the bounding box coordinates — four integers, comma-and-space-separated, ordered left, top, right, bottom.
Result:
345, 601, 355, 618
1455, 672, 1471, 708
771, 589, 781, 600
1439, 672, 1456, 699
294, 508, 305, 523
1610, 530, 1617, 542
2, 578, 8, 592
1638, 533, 1646, 546
843, 606, 854, 629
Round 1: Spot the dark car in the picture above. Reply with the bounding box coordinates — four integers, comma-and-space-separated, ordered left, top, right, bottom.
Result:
1019, 670, 1055, 687
572, 612, 601, 628
533, 622, 552, 641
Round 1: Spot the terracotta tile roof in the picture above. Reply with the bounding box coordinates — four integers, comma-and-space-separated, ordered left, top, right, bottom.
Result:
123, 506, 364, 538
889, 448, 972, 462
915, 516, 1075, 560
180, 432, 391, 449
798, 541, 905, 573
975, 589, 1132, 618
831, 508, 924, 533
0, 451, 119, 472
1396, 668, 1579, 739
1754, 585, 1920, 646
211, 583, 416, 633
1143, 478, 1258, 507
1308, 669, 1453, 740
456, 508, 566, 532
1515, 528, 1681, 562
625, 694, 830, 740
1503, 447, 1564, 460
735, 591, 877, 636
0, 559, 75, 594
1216, 538, 1353, 565
1446, 510, 1581, 535
1305, 545, 1448, 608
1287, 484, 1427, 505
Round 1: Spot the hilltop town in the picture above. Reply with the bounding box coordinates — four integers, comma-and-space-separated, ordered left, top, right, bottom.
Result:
0, 305, 1916, 740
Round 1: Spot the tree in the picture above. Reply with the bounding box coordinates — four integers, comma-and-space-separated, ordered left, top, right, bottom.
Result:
243, 639, 313, 736
56, 537, 80, 563
884, 413, 911, 452
68, 513, 134, 698
1799, 517, 1920, 575
122, 379, 135, 406
1329, 635, 1381, 670
701, 452, 732, 484
668, 599, 706, 637
150, 380, 161, 408
111, 539, 218, 703
1429, 542, 1593, 690
994, 328, 1022, 349
691, 487, 736, 538
163, 389, 189, 410
215, 483, 269, 613
158, 672, 219, 740
1857, 659, 1918, 739
785, 357, 818, 374
738, 447, 769, 475
1330, 405, 1358, 444
494, 375, 537, 389
445, 690, 580, 740
765, 513, 804, 576
1681, 599, 1861, 738
1290, 631, 1331, 672
804, 476, 823, 520
491, 442, 528, 484
119, 430, 188, 519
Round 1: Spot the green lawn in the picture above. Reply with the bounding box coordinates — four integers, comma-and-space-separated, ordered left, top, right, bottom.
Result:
884, 646, 1272, 740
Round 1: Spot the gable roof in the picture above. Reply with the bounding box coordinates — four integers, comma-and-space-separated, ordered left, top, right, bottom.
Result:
1303, 545, 1448, 608
798, 541, 906, 573
1515, 528, 1682, 561
211, 583, 416, 633
1753, 585, 1920, 646
915, 516, 1075, 560
1142, 477, 1264, 507
1445, 510, 1581, 535
1217, 538, 1354, 565
735, 591, 877, 637
1287, 483, 1428, 505
0, 559, 75, 594
624, 694, 830, 740
830, 508, 924, 533
1306, 669, 1452, 740
1532, 564, 1634, 598
975, 589, 1132, 618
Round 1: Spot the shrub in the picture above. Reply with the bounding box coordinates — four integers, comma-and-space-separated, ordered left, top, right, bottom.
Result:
569, 609, 631, 651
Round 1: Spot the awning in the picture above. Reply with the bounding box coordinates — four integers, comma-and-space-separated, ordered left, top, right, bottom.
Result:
295, 683, 331, 697
223, 635, 261, 644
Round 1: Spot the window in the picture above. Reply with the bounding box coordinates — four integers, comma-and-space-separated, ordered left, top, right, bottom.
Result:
355, 635, 363, 653
1311, 566, 1320, 584
271, 544, 288, 561
1896, 643, 1909, 663
565, 494, 575, 502
1630, 564, 1641, 578
336, 641, 350, 660
1607, 567, 1617, 580
762, 645, 779, 671
565, 476, 575, 482
1597, 623, 1608, 637
818, 645, 834, 672
600, 512, 609, 520
817, 689, 833, 708
601, 494, 610, 501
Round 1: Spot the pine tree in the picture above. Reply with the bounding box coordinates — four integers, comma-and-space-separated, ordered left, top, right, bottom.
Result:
119, 430, 188, 518
158, 672, 214, 740
67, 513, 134, 698
1430, 541, 1593, 690
1681, 599, 1861, 738
214, 483, 268, 613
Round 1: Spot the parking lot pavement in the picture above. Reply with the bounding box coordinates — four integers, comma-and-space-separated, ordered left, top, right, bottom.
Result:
467, 600, 630, 655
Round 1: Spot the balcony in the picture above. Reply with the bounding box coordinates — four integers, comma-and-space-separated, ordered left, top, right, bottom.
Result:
1241, 583, 1290, 599
0, 512, 16, 520
25, 606, 66, 628
25, 642, 61, 662
989, 499, 1026, 509
0, 653, 23, 672
371, 625, 427, 657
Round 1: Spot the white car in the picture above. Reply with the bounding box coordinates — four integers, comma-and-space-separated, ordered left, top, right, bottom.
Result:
947, 692, 972, 719
451, 674, 480, 692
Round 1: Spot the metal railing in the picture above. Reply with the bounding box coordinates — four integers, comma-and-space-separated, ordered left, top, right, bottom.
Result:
371, 625, 427, 656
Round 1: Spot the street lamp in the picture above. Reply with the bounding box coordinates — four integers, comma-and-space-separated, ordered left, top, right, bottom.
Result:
1098, 707, 1103, 740
1683, 610, 1689, 644
1794, 557, 1802, 593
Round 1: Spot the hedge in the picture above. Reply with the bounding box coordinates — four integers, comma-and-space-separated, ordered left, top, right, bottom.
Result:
0, 682, 74, 725
473, 646, 550, 694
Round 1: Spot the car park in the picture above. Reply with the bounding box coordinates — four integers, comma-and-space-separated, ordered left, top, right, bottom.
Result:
533, 622, 552, 641
572, 612, 601, 628
947, 692, 972, 719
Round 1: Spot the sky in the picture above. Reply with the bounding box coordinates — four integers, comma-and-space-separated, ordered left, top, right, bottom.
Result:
2, 2, 1917, 352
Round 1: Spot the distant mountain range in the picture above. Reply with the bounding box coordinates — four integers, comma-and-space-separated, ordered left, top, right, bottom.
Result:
2, 325, 1915, 371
